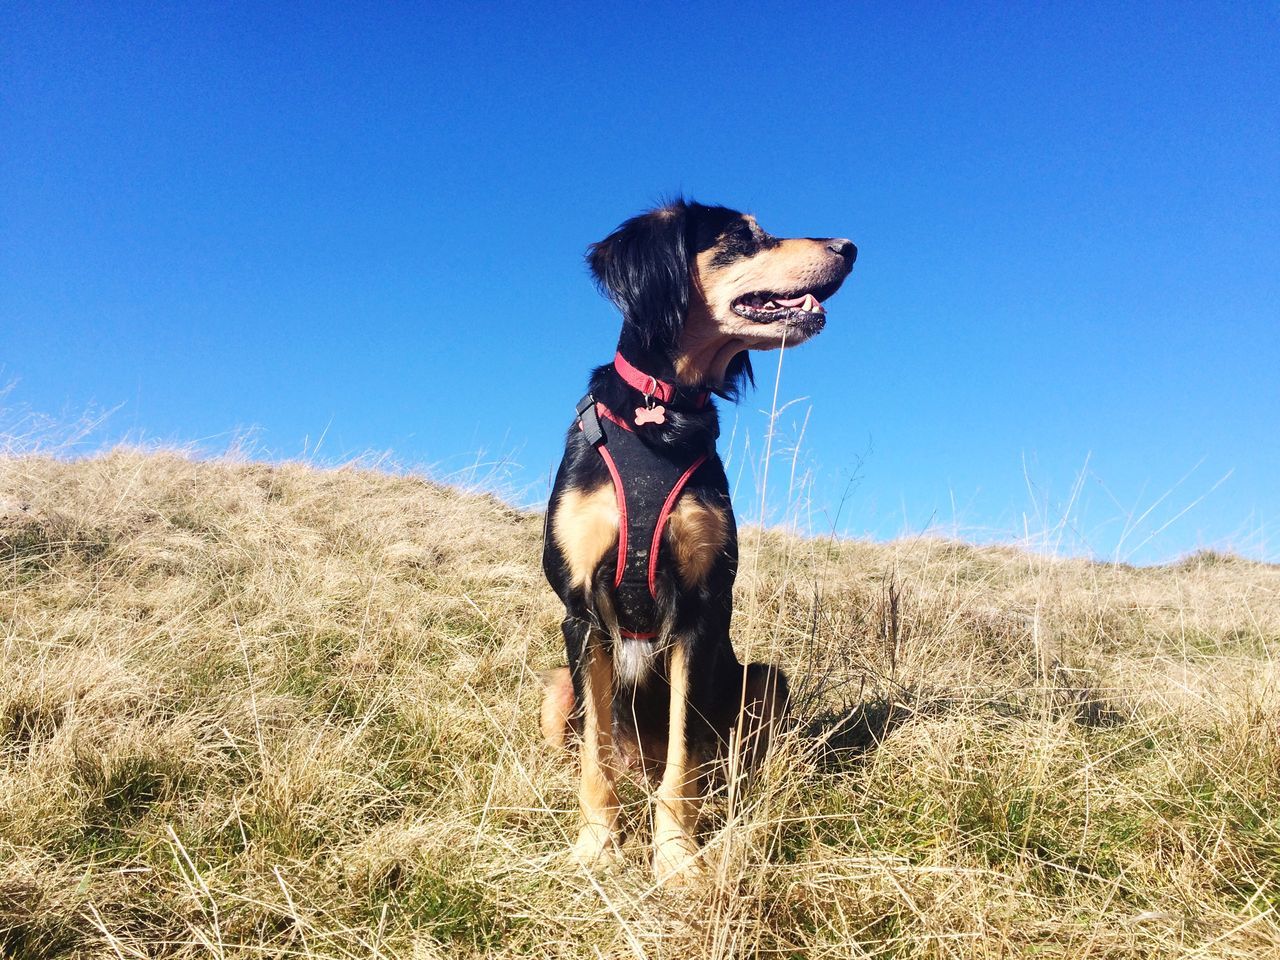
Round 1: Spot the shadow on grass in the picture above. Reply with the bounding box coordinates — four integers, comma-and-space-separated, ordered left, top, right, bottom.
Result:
802, 682, 1127, 774
802, 695, 934, 772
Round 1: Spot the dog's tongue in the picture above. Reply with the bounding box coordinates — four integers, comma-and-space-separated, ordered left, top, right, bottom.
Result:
775, 293, 822, 311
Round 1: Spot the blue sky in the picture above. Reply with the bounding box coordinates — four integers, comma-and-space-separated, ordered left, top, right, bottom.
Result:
3, 2, 1277, 564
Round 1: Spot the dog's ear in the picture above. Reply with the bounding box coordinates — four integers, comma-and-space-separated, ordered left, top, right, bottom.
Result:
722, 352, 755, 400
587, 202, 690, 352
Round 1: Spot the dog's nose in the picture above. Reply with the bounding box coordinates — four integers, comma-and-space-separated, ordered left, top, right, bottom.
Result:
827, 238, 857, 264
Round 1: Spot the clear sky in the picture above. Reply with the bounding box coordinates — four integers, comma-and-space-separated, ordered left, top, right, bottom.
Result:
3, 2, 1277, 564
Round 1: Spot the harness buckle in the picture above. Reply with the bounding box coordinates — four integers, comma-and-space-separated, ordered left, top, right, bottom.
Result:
575, 394, 605, 447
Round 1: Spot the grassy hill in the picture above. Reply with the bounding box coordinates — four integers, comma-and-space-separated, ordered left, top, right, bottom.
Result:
2, 451, 1278, 959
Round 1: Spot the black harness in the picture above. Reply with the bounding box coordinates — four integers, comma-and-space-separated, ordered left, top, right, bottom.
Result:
574, 362, 712, 639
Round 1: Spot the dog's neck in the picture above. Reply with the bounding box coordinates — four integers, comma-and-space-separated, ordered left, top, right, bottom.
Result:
612, 335, 680, 385
589, 350, 720, 455
615, 333, 743, 396
610, 341, 701, 401
612, 351, 708, 409
674, 337, 745, 389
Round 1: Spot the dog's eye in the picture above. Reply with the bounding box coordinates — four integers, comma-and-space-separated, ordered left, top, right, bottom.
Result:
750, 224, 780, 247
721, 224, 756, 250
708, 222, 762, 266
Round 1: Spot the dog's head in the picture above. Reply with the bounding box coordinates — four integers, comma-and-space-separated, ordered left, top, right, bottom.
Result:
588, 199, 855, 395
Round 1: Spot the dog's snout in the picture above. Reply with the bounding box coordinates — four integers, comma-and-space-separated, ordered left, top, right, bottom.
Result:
827, 238, 857, 264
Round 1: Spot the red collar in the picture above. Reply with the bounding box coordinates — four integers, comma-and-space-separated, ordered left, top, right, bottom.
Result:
613, 352, 709, 407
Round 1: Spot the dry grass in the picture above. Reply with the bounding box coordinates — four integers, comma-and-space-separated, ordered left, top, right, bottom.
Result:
2, 449, 1278, 958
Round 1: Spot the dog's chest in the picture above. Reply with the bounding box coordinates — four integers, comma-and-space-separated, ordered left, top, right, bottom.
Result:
553, 483, 728, 593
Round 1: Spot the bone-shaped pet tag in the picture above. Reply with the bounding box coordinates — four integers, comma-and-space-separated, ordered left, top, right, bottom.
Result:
634, 405, 666, 426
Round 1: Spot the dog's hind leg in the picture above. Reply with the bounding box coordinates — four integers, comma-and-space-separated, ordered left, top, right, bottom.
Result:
652, 641, 701, 883
736, 662, 790, 771
572, 632, 622, 866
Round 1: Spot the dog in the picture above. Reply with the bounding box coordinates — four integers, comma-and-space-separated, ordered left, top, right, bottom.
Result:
540, 199, 855, 882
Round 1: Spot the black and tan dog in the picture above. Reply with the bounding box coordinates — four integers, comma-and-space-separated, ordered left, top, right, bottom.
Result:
540, 199, 855, 882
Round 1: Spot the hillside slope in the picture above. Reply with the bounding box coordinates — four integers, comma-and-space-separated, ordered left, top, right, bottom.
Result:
2, 452, 1278, 959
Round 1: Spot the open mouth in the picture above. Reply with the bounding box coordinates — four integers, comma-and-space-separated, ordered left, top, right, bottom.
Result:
731, 290, 828, 328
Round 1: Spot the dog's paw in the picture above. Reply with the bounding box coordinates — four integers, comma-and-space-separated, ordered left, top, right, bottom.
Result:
651, 832, 701, 886
571, 823, 621, 868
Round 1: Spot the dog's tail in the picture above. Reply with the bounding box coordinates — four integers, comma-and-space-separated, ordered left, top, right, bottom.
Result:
538, 666, 577, 749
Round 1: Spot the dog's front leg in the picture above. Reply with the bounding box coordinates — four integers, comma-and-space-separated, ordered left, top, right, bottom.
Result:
572, 629, 621, 865
652, 640, 701, 882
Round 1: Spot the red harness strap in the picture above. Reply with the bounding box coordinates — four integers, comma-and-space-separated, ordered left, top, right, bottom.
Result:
594, 403, 634, 433
646, 452, 709, 597
592, 440, 628, 589
575, 392, 711, 641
